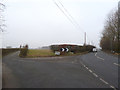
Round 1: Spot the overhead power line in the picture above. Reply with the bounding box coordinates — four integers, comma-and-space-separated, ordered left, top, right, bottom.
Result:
58, 0, 94, 45
52, 0, 93, 45
53, 0, 85, 33
52, 0, 76, 27
58, 0, 84, 33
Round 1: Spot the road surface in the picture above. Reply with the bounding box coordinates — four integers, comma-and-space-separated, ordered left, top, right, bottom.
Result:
2, 51, 118, 89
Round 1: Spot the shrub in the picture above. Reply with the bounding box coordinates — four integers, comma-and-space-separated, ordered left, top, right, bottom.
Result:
19, 45, 28, 57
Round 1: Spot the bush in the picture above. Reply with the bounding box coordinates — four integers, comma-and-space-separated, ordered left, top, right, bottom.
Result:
2, 48, 20, 56
19, 45, 28, 57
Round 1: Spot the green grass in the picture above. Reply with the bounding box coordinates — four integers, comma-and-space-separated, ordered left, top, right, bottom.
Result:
27, 49, 55, 57
27, 49, 89, 58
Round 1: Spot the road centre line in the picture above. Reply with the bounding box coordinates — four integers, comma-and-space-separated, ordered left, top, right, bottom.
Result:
85, 67, 88, 69
89, 69, 92, 73
80, 61, 116, 89
99, 78, 108, 85
95, 53, 104, 60
110, 85, 116, 89
93, 73, 98, 77
83, 65, 86, 67
96, 56, 104, 60
113, 63, 120, 67
95, 53, 97, 56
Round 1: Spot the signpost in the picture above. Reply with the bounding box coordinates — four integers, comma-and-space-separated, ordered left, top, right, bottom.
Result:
60, 48, 69, 52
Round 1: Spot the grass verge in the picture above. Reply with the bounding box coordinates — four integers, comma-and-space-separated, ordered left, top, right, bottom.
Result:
26, 49, 55, 58
26, 49, 89, 58
102, 50, 120, 56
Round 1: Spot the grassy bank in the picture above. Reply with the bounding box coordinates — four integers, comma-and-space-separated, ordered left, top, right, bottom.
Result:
27, 49, 89, 58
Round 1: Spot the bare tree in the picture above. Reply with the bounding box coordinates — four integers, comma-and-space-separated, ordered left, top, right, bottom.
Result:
100, 8, 120, 53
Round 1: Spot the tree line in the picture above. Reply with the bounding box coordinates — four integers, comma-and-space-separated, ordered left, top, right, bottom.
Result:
100, 8, 120, 53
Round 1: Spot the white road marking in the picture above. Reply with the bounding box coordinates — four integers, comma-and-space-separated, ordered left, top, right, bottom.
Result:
113, 63, 120, 67
81, 61, 116, 89
86, 67, 88, 69
89, 69, 92, 73
110, 86, 116, 90
95, 53, 97, 56
110, 85, 117, 90
93, 73, 98, 77
99, 78, 108, 85
97, 56, 104, 60
95, 53, 104, 60
72, 61, 74, 63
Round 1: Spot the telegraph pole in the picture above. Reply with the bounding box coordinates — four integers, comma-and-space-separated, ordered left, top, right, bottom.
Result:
84, 32, 86, 46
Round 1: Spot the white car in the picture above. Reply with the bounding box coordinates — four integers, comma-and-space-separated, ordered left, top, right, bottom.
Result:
93, 48, 97, 52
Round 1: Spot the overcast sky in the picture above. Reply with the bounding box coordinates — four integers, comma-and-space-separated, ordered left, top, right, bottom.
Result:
1, 0, 119, 48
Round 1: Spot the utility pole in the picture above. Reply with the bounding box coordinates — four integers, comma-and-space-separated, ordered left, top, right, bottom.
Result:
111, 38, 113, 52
84, 32, 86, 46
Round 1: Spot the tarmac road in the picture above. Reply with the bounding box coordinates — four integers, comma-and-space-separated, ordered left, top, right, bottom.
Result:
2, 51, 118, 89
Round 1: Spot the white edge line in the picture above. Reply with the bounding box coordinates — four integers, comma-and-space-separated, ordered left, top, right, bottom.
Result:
114, 63, 120, 66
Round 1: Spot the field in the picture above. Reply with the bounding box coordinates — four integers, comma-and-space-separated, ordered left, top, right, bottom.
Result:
27, 49, 55, 57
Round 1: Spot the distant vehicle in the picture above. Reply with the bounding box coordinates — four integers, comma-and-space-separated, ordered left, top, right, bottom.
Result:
93, 48, 97, 52
55, 51, 60, 55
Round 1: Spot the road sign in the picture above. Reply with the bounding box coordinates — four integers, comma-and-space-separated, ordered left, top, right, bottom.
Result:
60, 48, 69, 52
66, 48, 69, 52
61, 48, 65, 52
